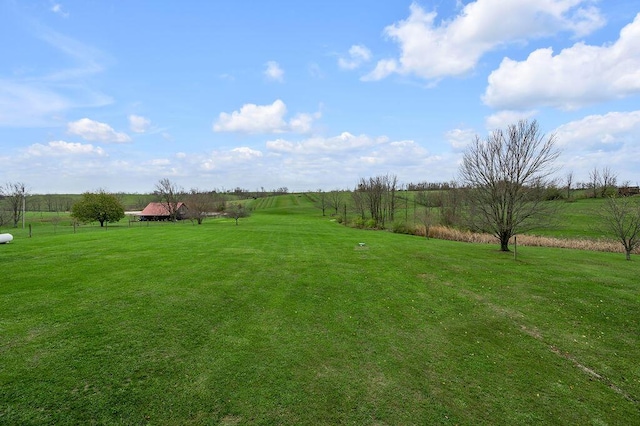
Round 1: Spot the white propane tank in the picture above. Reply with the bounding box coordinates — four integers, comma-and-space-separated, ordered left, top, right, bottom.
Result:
0, 233, 14, 244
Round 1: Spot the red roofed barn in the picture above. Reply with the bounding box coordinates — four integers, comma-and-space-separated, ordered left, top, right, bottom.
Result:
140, 202, 188, 221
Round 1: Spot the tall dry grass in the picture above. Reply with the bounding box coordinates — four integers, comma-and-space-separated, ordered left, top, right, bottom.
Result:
416, 225, 639, 254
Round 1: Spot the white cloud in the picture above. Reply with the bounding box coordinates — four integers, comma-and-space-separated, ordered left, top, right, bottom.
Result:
146, 158, 171, 167
266, 132, 386, 154
555, 111, 640, 149
554, 111, 640, 182
485, 110, 538, 130
484, 13, 640, 110
129, 114, 151, 133
338, 45, 372, 70
363, 0, 604, 81
262, 132, 451, 189
213, 100, 319, 134
264, 61, 284, 82
445, 128, 477, 150
51, 3, 69, 18
191, 147, 264, 172
229, 147, 263, 162
288, 112, 321, 133
68, 118, 131, 143
26, 140, 105, 157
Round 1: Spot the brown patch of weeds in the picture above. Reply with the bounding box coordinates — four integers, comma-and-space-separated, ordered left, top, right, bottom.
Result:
415, 225, 639, 254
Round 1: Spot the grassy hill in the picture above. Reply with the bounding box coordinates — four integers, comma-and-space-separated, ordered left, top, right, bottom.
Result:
1, 195, 638, 424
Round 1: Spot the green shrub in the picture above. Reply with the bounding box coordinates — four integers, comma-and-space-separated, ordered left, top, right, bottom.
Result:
392, 221, 416, 235
365, 218, 377, 229
544, 186, 564, 200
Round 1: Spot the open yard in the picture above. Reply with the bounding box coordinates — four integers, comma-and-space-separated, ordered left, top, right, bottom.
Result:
1, 195, 639, 424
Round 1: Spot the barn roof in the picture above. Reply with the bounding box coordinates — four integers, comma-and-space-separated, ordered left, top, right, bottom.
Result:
140, 202, 186, 216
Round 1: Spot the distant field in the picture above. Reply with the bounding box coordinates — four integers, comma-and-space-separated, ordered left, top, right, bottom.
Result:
529, 198, 608, 239
2, 195, 638, 424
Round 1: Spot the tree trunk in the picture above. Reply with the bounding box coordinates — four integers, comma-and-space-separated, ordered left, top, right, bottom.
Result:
99, 220, 105, 227
499, 233, 510, 251
626, 249, 631, 261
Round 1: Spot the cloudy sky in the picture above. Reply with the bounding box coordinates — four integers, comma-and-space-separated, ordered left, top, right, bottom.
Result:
2, 0, 640, 194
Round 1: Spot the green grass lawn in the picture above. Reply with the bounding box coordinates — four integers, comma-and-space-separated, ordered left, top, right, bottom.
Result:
530, 198, 609, 239
1, 195, 639, 424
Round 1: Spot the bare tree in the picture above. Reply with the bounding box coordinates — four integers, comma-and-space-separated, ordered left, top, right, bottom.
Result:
589, 168, 599, 198
0, 208, 8, 228
599, 167, 617, 198
565, 171, 574, 200
418, 206, 436, 239
315, 190, 328, 216
1, 182, 28, 228
328, 190, 343, 216
154, 178, 183, 221
184, 189, 220, 225
599, 196, 640, 260
357, 174, 398, 228
351, 189, 366, 221
459, 120, 560, 251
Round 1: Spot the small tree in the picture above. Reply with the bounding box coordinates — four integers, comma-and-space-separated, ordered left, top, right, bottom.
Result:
565, 171, 573, 200
599, 196, 640, 260
328, 190, 343, 216
589, 168, 600, 198
184, 189, 221, 225
418, 206, 436, 239
351, 188, 366, 221
315, 190, 328, 216
598, 167, 617, 198
459, 120, 559, 251
71, 190, 125, 227
226, 203, 250, 225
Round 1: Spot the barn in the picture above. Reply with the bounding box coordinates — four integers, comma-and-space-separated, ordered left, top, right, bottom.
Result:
139, 202, 188, 221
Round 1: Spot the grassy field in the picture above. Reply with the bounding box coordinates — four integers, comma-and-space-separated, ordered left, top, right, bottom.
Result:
1, 195, 639, 424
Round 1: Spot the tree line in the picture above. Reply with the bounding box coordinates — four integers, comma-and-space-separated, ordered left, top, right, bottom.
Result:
311, 120, 640, 259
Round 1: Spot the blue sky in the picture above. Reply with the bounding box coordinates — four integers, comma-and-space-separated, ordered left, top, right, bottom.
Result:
2, 0, 640, 194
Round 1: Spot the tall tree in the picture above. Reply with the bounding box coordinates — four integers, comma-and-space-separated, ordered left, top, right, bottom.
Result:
1, 182, 28, 227
155, 178, 183, 221
71, 190, 125, 227
599, 195, 640, 261
357, 174, 398, 228
459, 120, 559, 251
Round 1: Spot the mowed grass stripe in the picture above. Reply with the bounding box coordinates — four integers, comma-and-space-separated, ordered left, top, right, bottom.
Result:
2, 196, 639, 424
